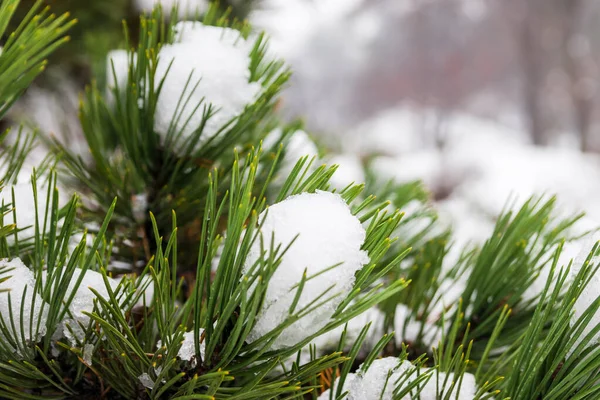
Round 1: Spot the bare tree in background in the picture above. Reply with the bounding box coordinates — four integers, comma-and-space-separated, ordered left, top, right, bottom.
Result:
503, 0, 600, 149
505, 0, 549, 145
279, 0, 600, 151
559, 0, 597, 152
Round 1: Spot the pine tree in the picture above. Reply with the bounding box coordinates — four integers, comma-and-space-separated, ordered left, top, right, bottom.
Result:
2, 1, 600, 400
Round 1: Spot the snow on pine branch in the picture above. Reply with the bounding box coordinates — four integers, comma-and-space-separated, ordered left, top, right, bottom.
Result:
0, 258, 48, 355
134, 0, 209, 18
108, 21, 264, 155
245, 191, 369, 349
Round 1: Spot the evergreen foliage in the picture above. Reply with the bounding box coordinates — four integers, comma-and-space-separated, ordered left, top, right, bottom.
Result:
1, 1, 600, 399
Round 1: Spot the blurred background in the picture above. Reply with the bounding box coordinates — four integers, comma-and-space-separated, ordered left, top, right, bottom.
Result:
5, 0, 600, 248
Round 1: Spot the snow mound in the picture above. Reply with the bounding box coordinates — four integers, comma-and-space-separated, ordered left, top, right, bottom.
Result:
276, 306, 385, 374
106, 22, 263, 155
0, 183, 51, 240
0, 258, 48, 354
417, 370, 477, 400
371, 150, 442, 190
246, 191, 369, 349
318, 358, 477, 400
348, 107, 433, 156
570, 238, 600, 351
154, 22, 262, 154
62, 269, 120, 344
349, 357, 414, 400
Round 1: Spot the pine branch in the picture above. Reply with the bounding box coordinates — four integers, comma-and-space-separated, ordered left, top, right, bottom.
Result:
0, 0, 75, 119
53, 4, 290, 272
497, 243, 600, 399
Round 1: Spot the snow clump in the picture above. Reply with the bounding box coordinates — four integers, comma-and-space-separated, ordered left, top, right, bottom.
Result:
570, 238, 600, 351
417, 370, 478, 400
157, 329, 206, 364
0, 258, 48, 354
154, 22, 262, 153
106, 21, 263, 155
138, 372, 155, 390
317, 357, 478, 400
62, 269, 120, 345
177, 330, 206, 362
246, 191, 369, 349
318, 357, 414, 400
82, 343, 94, 366
0, 183, 50, 240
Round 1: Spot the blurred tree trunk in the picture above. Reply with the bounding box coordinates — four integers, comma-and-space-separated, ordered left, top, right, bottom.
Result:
560, 0, 596, 152
517, 5, 548, 146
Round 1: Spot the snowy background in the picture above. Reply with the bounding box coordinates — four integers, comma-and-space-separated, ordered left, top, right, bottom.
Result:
250, 0, 600, 249
3, 1, 600, 396
7, 0, 600, 250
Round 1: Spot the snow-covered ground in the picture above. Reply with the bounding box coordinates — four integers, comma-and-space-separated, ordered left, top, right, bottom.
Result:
357, 108, 600, 247
252, 1, 600, 252
250, 0, 595, 237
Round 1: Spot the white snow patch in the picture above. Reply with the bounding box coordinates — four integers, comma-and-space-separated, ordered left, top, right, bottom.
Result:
263, 128, 319, 184
430, 273, 469, 317
417, 370, 477, 400
138, 372, 155, 389
133, 274, 154, 308
319, 360, 477, 400
177, 330, 206, 362
322, 357, 414, 400
394, 304, 443, 349
276, 306, 385, 374
570, 238, 600, 351
62, 269, 120, 345
365, 109, 600, 262
436, 196, 495, 271
134, 0, 209, 18
315, 306, 385, 351
327, 154, 365, 190
0, 183, 51, 240
83, 343, 94, 366
106, 22, 263, 155
347, 107, 433, 157
370, 151, 442, 190
251, 0, 363, 58
446, 139, 600, 219
0, 258, 48, 354
154, 22, 262, 154
157, 329, 206, 363
106, 50, 133, 100
131, 193, 148, 224
246, 191, 369, 349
